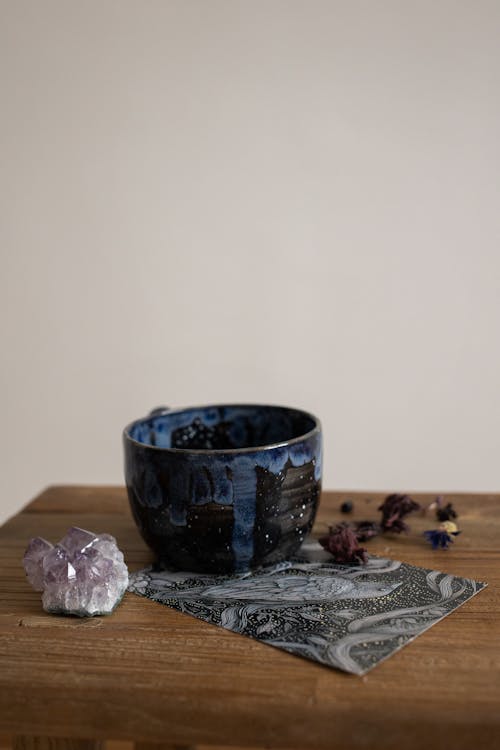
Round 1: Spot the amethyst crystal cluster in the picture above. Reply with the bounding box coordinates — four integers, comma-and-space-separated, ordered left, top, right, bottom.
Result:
23, 527, 129, 616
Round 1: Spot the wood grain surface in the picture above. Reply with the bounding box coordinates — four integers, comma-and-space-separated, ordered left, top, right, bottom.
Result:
0, 486, 499, 750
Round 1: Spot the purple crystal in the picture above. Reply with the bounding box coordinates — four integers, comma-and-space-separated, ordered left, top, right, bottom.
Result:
58, 527, 98, 555
23, 526, 129, 616
23, 537, 53, 591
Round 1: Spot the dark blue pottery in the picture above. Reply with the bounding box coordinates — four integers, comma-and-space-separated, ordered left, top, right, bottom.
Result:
123, 404, 322, 573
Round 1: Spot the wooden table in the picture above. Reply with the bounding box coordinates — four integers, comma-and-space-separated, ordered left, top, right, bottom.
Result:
0, 486, 499, 750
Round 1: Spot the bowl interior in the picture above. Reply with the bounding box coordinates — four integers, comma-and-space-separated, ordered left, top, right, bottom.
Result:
127, 404, 317, 451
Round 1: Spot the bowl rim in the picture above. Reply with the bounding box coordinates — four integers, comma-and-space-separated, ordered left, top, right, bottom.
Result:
123, 402, 321, 455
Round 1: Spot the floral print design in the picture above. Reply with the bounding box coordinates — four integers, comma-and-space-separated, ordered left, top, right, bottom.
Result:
128, 546, 486, 675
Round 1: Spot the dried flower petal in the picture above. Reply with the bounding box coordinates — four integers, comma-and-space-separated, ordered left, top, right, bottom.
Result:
319, 523, 368, 565
353, 520, 381, 542
436, 502, 458, 522
378, 493, 421, 534
424, 521, 461, 550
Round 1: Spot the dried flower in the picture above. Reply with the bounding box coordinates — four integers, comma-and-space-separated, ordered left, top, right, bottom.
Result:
378, 493, 421, 534
319, 523, 368, 565
436, 502, 458, 522
353, 520, 381, 542
424, 521, 461, 550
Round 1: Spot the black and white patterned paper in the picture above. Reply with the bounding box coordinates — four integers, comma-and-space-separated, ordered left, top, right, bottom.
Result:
128, 542, 486, 675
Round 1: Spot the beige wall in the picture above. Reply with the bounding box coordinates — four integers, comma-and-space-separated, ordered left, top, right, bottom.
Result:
1, 1, 500, 524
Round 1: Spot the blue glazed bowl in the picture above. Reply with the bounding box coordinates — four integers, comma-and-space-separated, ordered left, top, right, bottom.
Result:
123, 404, 322, 573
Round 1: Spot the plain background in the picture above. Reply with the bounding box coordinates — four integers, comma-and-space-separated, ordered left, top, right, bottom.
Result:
1, 0, 499, 525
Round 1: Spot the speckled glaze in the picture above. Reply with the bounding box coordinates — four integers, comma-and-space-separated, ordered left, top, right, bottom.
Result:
123, 404, 322, 573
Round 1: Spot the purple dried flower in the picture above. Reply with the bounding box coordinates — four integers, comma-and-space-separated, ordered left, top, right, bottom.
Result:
319, 523, 368, 565
424, 529, 451, 549
424, 522, 461, 550
353, 520, 381, 542
378, 493, 421, 533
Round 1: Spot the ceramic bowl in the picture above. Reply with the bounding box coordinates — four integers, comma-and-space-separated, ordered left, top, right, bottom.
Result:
123, 404, 322, 573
